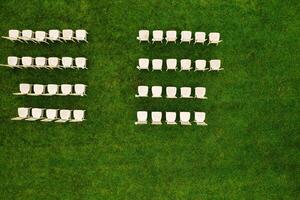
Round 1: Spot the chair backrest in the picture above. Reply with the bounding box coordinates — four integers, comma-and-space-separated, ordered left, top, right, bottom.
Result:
47, 84, 59, 95
33, 84, 45, 95
137, 111, 147, 122
18, 107, 30, 118
152, 59, 163, 69
195, 112, 206, 123
139, 30, 149, 39
60, 110, 71, 120
35, 57, 47, 66
19, 83, 31, 94
210, 60, 221, 70
48, 57, 60, 67
180, 87, 192, 97
166, 112, 176, 123
8, 56, 19, 66
61, 84, 72, 95
166, 59, 177, 69
152, 86, 162, 97
73, 110, 85, 120
75, 57, 87, 68
46, 109, 58, 119
195, 60, 206, 70
151, 112, 162, 122
138, 58, 149, 69
166, 87, 177, 97
195, 87, 206, 98
32, 108, 43, 118
166, 31, 176, 38
180, 112, 191, 122
153, 30, 163, 38
62, 57, 73, 67
74, 84, 86, 95
137, 86, 148, 97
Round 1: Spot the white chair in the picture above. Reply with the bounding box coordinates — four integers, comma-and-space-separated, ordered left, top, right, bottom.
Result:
152, 30, 163, 43
166, 59, 177, 71
180, 87, 192, 98
62, 57, 74, 69
28, 84, 45, 96
47, 29, 62, 42
152, 59, 163, 71
194, 112, 207, 125
165, 30, 177, 43
209, 59, 223, 71
194, 32, 206, 44
48, 57, 61, 69
72, 84, 87, 96
55, 109, 72, 123
208, 32, 222, 45
20, 30, 36, 43
180, 31, 192, 43
4, 56, 21, 68
135, 111, 147, 125
151, 112, 162, 125
166, 112, 177, 125
2, 30, 22, 42
180, 112, 191, 125
21, 57, 34, 68
75, 57, 87, 69
70, 110, 86, 122
180, 59, 192, 71
136, 58, 149, 70
166, 87, 177, 98
44, 84, 59, 96
11, 107, 30, 120
194, 60, 207, 71
59, 84, 72, 96
195, 87, 207, 99
26, 108, 45, 121
13, 83, 32, 95
61, 29, 75, 42
135, 86, 148, 97
35, 57, 47, 68
34, 31, 49, 44
75, 30, 88, 42
152, 86, 162, 98
41, 109, 59, 122
137, 30, 150, 43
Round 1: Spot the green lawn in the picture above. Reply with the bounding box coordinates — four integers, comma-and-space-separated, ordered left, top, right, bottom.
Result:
0, 0, 299, 199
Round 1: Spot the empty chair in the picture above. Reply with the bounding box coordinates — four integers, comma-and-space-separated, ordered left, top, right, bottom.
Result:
35, 57, 47, 68
137, 30, 150, 43
135, 111, 147, 125
11, 107, 30, 120
180, 112, 191, 125
3, 56, 21, 68
48, 57, 61, 69
62, 57, 74, 69
136, 58, 149, 70
152, 30, 163, 43
180, 59, 192, 71
194, 32, 206, 44
44, 84, 59, 96
2, 30, 22, 42
21, 56, 34, 68
34, 31, 49, 44
208, 32, 222, 45
75, 30, 88, 42
166, 87, 177, 98
180, 87, 192, 98
151, 112, 162, 125
152, 59, 163, 71
195, 60, 207, 71
180, 31, 192, 43
152, 86, 162, 98
195, 87, 207, 99
194, 112, 207, 125
28, 84, 45, 96
166, 59, 177, 71
47, 29, 62, 42
61, 29, 74, 42
55, 109, 72, 123
70, 110, 86, 122
13, 83, 32, 95
26, 108, 45, 121
166, 112, 177, 125
72, 84, 87, 96
165, 30, 177, 43
20, 30, 36, 43
75, 57, 87, 69
41, 109, 59, 122
209, 59, 223, 71
59, 84, 72, 96
135, 86, 149, 97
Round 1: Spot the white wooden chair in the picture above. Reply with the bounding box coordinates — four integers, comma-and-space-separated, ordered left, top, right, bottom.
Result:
70, 110, 86, 122
35, 57, 47, 69
41, 109, 59, 122
180, 31, 192, 43
13, 83, 32, 95
180, 87, 192, 98
152, 59, 163, 71
180, 112, 191, 125
55, 109, 72, 123
61, 29, 75, 42
59, 84, 72, 96
195, 60, 207, 71
152, 30, 163, 43
137, 30, 150, 43
75, 57, 87, 69
34, 31, 49, 44
208, 32, 222, 45
136, 58, 149, 70
48, 57, 61, 69
75, 30, 88, 42
47, 30, 62, 42
166, 59, 177, 71
2, 30, 22, 42
166, 112, 177, 125
28, 84, 45, 96
166, 87, 177, 98
20, 30, 36, 43
180, 59, 192, 71
194, 32, 206, 44
195, 87, 207, 99
2, 56, 21, 68
194, 112, 207, 125
135, 111, 147, 125
21, 57, 34, 68
152, 86, 162, 98
11, 107, 30, 120
62, 57, 74, 69
209, 59, 223, 71
72, 84, 87, 96
135, 86, 148, 97
26, 108, 45, 121
44, 84, 59, 96
151, 112, 162, 125
165, 30, 177, 43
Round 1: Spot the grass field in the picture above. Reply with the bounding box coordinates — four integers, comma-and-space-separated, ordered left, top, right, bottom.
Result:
0, 0, 299, 199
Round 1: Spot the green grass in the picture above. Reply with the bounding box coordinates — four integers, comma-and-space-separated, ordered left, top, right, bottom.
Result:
0, 0, 299, 199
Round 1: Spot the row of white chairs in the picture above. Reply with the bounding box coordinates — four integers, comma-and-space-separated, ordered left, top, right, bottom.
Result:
135, 111, 207, 125
137, 30, 222, 44
14, 83, 87, 96
0, 56, 87, 69
136, 86, 207, 99
137, 58, 223, 71
2, 29, 88, 43
11, 107, 85, 122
